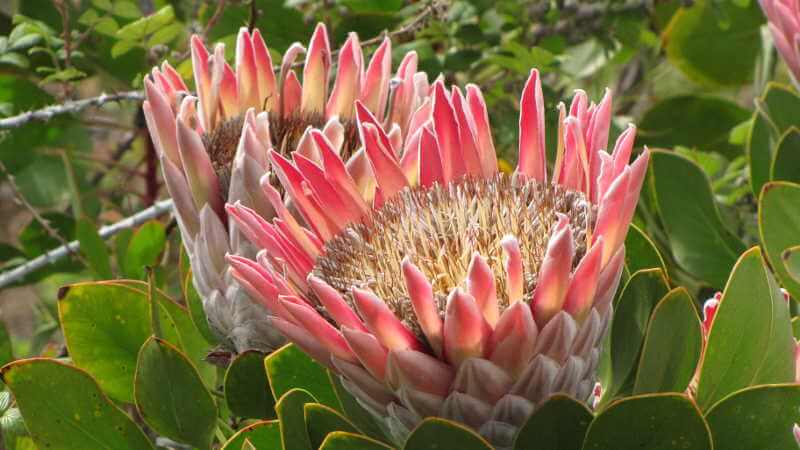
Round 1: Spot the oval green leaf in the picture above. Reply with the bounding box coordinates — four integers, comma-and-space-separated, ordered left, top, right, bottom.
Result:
122, 220, 166, 279
748, 83, 800, 195
695, 247, 795, 412
276, 388, 316, 450
221, 420, 281, 450
266, 344, 340, 411
58, 282, 153, 402
771, 128, 800, 184
305, 402, 358, 449
75, 217, 113, 279
320, 431, 394, 450
705, 384, 800, 450
183, 271, 219, 344
649, 150, 745, 288
109, 279, 215, 385
582, 393, 711, 450
404, 417, 492, 450
0, 358, 153, 450
224, 350, 275, 419
633, 287, 702, 394
602, 269, 669, 401
747, 110, 774, 197
514, 394, 592, 450
59, 281, 213, 401
638, 95, 748, 158
759, 181, 800, 300
664, 0, 763, 87
624, 224, 667, 275
134, 336, 217, 449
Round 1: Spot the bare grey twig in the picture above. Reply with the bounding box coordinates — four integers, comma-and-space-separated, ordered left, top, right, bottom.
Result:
0, 90, 144, 130
0, 199, 173, 289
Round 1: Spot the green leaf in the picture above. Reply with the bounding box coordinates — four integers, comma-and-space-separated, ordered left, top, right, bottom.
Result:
513, 394, 592, 450
783, 245, 800, 284
122, 220, 166, 279
649, 150, 745, 288
305, 403, 358, 449
695, 247, 795, 411
624, 223, 667, 274
756, 82, 800, 133
582, 393, 711, 450
183, 272, 219, 344
58, 282, 207, 402
91, 0, 112, 11
276, 389, 315, 450
39, 67, 86, 85
320, 431, 393, 450
771, 128, 800, 184
147, 22, 182, 47
633, 288, 702, 394
221, 420, 281, 450
116, 5, 174, 40
638, 95, 749, 158
706, 384, 800, 449
748, 83, 800, 195
0, 359, 153, 450
75, 217, 112, 279
602, 269, 670, 401
404, 417, 492, 450
109, 280, 215, 386
664, 0, 763, 87
58, 282, 152, 401
111, 39, 138, 58
224, 350, 276, 419
265, 344, 341, 411
0, 53, 29, 69
112, 1, 140, 18
758, 181, 800, 301
338, 0, 402, 13
134, 337, 217, 449
328, 373, 387, 442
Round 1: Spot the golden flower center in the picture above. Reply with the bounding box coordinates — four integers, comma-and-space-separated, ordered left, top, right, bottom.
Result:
202, 113, 359, 196
312, 175, 595, 330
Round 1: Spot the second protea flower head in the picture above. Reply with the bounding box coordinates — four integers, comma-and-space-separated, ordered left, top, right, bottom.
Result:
142, 24, 430, 352
227, 70, 649, 446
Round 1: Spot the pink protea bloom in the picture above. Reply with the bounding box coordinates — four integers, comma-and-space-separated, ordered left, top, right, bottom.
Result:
227, 70, 648, 447
143, 24, 430, 352
760, 0, 800, 85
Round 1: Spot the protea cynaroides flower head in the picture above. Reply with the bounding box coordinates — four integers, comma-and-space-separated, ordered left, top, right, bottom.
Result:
143, 24, 431, 352
226, 70, 649, 447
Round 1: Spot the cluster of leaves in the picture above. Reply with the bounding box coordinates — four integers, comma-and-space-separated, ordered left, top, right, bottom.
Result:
0, 243, 797, 449
0, 0, 800, 448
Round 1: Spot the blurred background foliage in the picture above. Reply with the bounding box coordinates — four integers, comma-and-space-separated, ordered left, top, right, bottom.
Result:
0, 0, 796, 444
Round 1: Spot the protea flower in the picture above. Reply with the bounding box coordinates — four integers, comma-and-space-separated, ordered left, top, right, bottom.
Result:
760, 0, 800, 86
143, 24, 430, 352
226, 70, 649, 447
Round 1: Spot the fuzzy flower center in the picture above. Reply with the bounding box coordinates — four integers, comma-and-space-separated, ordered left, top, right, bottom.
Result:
312, 174, 596, 333
202, 113, 359, 196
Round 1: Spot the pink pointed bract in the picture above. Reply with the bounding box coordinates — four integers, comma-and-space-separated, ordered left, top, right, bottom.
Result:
227, 69, 649, 447
143, 24, 432, 352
